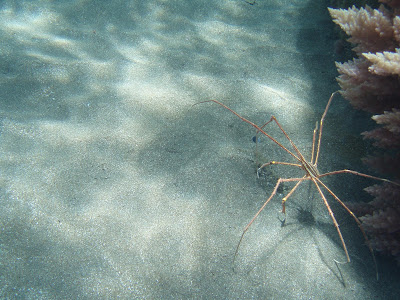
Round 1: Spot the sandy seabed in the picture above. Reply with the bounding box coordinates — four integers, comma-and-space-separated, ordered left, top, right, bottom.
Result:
1, 0, 399, 299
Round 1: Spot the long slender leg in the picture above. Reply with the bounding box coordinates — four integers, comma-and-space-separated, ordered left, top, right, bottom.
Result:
311, 121, 318, 164
281, 177, 305, 215
234, 176, 312, 262
265, 116, 309, 164
257, 105, 324, 168
257, 162, 304, 220
259, 118, 275, 131
257, 161, 302, 178
254, 119, 274, 167
256, 114, 308, 163
314, 91, 338, 165
197, 100, 300, 160
318, 169, 400, 186
315, 177, 379, 279
259, 161, 302, 170
311, 178, 350, 263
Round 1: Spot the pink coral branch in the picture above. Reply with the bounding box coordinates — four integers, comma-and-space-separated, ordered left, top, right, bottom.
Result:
330, 4, 400, 263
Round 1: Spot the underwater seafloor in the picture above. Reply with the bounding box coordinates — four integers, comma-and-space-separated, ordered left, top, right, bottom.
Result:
1, 0, 400, 299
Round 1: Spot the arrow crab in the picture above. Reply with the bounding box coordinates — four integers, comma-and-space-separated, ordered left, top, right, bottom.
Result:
199, 92, 399, 279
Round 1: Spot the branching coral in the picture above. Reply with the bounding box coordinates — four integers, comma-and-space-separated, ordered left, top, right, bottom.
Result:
330, 5, 400, 113
330, 5, 396, 54
363, 49, 400, 75
329, 3, 400, 263
358, 183, 400, 262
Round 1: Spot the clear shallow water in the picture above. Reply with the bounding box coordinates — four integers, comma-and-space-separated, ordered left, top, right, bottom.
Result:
1, 0, 399, 298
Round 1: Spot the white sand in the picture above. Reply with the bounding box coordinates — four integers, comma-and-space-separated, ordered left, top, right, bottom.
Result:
1, 0, 399, 299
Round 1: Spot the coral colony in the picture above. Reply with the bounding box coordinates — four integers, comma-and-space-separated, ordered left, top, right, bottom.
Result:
329, 1, 400, 263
